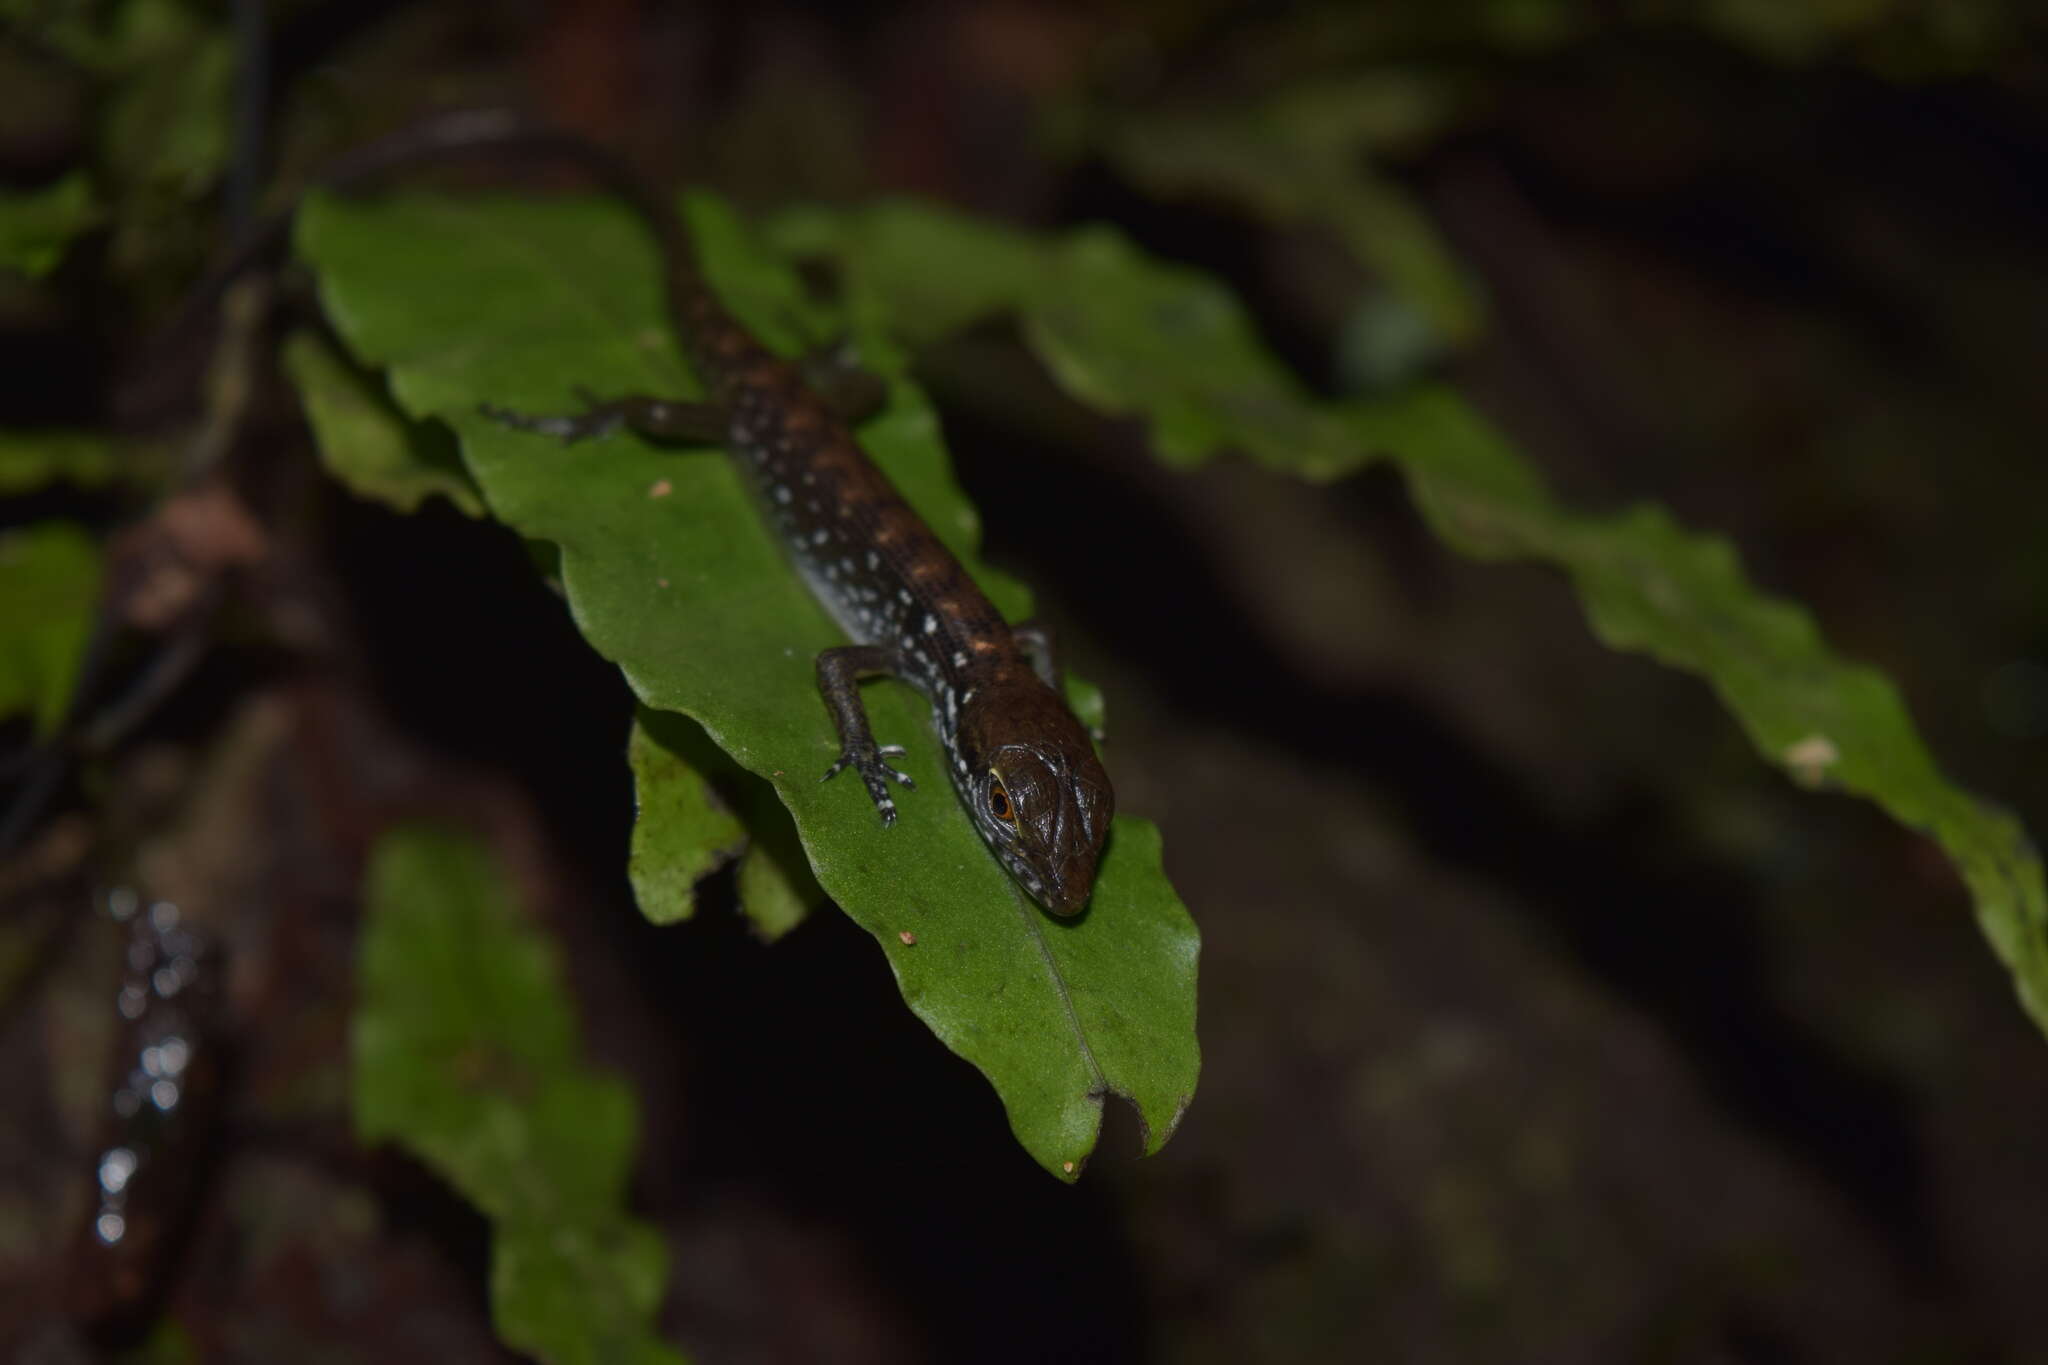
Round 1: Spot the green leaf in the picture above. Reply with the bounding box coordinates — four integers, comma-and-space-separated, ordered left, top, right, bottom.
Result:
84, 0, 232, 290
0, 172, 100, 279
97, 0, 232, 197
354, 824, 685, 1365
282, 330, 485, 517
0, 522, 102, 736
0, 0, 111, 66
629, 707, 823, 940
772, 204, 1362, 477
627, 710, 747, 926
1094, 80, 1484, 352
784, 200, 2048, 1046
493, 1219, 677, 1365
300, 190, 1200, 1179
0, 429, 120, 494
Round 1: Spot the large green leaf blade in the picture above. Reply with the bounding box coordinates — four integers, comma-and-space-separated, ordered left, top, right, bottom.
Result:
354, 824, 684, 1365
302, 191, 1200, 1177
782, 199, 2048, 1044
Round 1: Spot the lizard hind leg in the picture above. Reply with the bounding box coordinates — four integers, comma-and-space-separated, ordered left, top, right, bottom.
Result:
1010, 618, 1062, 691
799, 342, 889, 426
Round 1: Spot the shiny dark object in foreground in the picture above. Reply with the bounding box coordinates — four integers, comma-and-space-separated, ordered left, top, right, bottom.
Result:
64, 888, 225, 1341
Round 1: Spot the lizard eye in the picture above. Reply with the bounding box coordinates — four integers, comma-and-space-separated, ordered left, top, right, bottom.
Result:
986, 777, 1015, 823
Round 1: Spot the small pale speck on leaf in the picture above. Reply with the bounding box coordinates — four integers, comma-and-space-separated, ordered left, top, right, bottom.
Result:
1783, 734, 1840, 788
899, 931, 916, 945
657, 578, 669, 588
649, 479, 673, 498
1062, 1161, 1075, 1174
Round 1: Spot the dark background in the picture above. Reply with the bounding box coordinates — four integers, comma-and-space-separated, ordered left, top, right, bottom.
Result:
4, 1, 2048, 1360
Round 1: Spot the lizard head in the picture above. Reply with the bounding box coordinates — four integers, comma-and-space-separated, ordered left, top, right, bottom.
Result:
954, 677, 1114, 916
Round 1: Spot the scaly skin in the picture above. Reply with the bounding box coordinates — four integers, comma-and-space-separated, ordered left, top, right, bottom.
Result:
471, 120, 1113, 914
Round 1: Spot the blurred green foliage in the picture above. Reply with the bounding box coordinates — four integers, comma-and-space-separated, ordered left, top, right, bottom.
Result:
355, 825, 685, 1365
0, 171, 98, 278
0, 429, 119, 493
0, 521, 100, 736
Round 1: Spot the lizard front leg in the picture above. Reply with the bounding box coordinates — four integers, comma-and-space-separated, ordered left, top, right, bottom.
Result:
815, 644, 916, 823
481, 389, 728, 444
